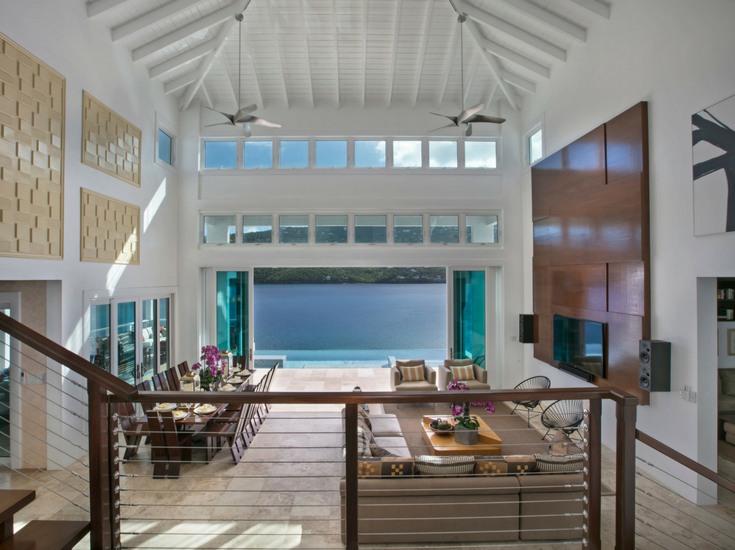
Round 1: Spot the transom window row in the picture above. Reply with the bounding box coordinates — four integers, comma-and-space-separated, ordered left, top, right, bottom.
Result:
201, 138, 499, 170
201, 214, 500, 245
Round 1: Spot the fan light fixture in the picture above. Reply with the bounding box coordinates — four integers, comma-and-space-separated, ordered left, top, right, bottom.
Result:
429, 11, 505, 136
205, 12, 281, 137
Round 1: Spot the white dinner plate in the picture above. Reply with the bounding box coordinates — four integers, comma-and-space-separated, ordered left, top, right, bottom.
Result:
219, 384, 236, 392
194, 404, 217, 415
154, 403, 176, 412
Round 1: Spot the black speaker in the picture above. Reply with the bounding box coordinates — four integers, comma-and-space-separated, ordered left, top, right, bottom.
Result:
638, 340, 671, 392
519, 314, 536, 344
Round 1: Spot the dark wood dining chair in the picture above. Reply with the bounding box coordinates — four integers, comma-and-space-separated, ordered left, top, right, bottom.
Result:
177, 361, 189, 376
135, 380, 154, 412
204, 403, 253, 464
117, 402, 149, 460
145, 410, 193, 479
151, 372, 170, 392
165, 367, 181, 391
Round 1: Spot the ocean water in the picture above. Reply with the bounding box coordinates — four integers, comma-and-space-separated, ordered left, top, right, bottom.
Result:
254, 283, 447, 368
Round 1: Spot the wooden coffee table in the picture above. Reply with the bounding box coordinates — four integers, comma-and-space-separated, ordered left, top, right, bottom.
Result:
421, 415, 502, 456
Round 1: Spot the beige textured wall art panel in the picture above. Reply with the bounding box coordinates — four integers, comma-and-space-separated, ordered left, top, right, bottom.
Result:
0, 33, 65, 259
81, 91, 141, 186
81, 189, 139, 265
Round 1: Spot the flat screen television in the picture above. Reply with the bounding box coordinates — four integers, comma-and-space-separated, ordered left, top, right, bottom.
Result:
553, 314, 606, 379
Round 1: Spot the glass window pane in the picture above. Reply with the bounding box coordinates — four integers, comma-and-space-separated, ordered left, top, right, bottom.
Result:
90, 304, 111, 373
141, 299, 156, 382
429, 141, 458, 168
243, 215, 273, 243
354, 215, 387, 244
159, 298, 169, 372
466, 215, 498, 243
279, 215, 309, 243
315, 215, 348, 243
243, 141, 273, 168
430, 215, 459, 243
529, 129, 543, 164
158, 129, 172, 165
315, 140, 347, 167
393, 215, 423, 244
393, 140, 422, 168
465, 141, 497, 168
117, 302, 136, 385
280, 140, 309, 167
203, 215, 236, 244
453, 270, 486, 362
204, 141, 237, 168
354, 140, 386, 167
216, 271, 248, 358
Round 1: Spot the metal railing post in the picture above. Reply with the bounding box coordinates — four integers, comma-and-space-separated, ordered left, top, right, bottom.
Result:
616, 396, 638, 550
108, 400, 121, 550
88, 381, 113, 550
344, 402, 358, 550
585, 399, 602, 550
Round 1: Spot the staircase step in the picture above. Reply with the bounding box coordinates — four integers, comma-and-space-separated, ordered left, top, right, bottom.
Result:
0, 491, 35, 526
0, 521, 91, 550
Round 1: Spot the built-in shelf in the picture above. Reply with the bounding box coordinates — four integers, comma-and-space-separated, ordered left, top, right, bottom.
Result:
717, 278, 735, 321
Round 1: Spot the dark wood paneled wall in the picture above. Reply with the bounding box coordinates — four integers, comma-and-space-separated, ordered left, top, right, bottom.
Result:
532, 102, 650, 405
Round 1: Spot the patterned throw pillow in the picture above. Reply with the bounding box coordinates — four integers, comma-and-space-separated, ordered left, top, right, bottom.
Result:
358, 457, 417, 478
369, 444, 399, 458
357, 406, 371, 429
474, 455, 537, 476
400, 365, 425, 382
450, 365, 475, 381
534, 453, 585, 473
357, 427, 372, 457
414, 455, 475, 476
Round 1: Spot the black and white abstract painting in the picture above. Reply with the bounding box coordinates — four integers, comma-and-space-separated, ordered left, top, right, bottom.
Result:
692, 94, 735, 236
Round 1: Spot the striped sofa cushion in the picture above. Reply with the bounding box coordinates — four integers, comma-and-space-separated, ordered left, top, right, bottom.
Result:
414, 455, 475, 476
450, 365, 475, 381
400, 365, 425, 382
534, 453, 585, 473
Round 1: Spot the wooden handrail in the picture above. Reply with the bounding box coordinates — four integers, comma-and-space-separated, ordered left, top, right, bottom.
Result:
636, 429, 735, 494
0, 312, 136, 399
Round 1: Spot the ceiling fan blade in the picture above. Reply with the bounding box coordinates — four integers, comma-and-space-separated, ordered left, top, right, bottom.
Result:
430, 112, 459, 125
458, 103, 485, 124
464, 123, 473, 137
464, 114, 506, 124
240, 103, 257, 114
428, 123, 457, 133
204, 105, 235, 123
204, 122, 235, 127
249, 117, 281, 129
242, 123, 251, 138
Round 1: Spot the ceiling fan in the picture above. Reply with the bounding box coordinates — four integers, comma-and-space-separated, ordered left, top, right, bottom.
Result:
205, 12, 281, 138
429, 12, 505, 136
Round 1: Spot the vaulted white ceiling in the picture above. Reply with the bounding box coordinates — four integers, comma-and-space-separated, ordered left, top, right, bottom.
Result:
87, 0, 611, 112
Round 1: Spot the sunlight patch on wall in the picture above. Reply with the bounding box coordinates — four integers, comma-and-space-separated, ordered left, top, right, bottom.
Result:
144, 178, 166, 233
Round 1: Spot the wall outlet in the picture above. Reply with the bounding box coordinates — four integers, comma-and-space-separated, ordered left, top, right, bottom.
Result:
680, 385, 697, 403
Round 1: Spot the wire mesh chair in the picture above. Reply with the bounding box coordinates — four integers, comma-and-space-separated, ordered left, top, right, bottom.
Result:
540, 399, 585, 441
511, 376, 551, 427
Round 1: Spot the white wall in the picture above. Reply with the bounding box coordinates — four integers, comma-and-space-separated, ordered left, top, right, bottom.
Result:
0, 0, 180, 460
178, 101, 527, 390
518, 0, 735, 501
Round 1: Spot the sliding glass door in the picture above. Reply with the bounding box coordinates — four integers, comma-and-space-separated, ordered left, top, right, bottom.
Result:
216, 271, 249, 358
449, 269, 486, 367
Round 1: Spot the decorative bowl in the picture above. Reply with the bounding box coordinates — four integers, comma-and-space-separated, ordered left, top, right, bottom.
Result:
428, 419, 454, 435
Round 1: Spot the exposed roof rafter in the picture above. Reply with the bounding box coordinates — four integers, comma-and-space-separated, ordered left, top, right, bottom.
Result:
301, 0, 315, 108
149, 39, 217, 80
455, 0, 566, 62
386, 0, 403, 107
332, 0, 340, 108
112, 0, 207, 43
87, 0, 132, 20
500, 69, 535, 93
465, 19, 519, 110
485, 82, 498, 107
216, 54, 238, 109
201, 82, 214, 109
436, 21, 459, 108
164, 71, 198, 94
477, 36, 549, 79
463, 55, 480, 106
497, 0, 587, 43
412, 0, 435, 108
264, 0, 289, 108
361, 0, 368, 108
568, 0, 610, 19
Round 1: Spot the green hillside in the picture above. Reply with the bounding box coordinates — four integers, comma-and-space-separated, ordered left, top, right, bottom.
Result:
254, 267, 446, 285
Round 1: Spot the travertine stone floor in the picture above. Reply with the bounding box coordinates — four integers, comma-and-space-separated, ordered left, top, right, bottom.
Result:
3, 368, 735, 549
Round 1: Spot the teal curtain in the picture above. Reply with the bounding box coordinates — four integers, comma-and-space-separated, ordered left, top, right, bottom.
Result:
453, 271, 486, 364
216, 272, 248, 356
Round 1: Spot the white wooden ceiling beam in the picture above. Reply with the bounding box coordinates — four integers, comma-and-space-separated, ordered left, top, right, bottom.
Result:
87, 0, 132, 20
361, 0, 368, 108
411, 0, 434, 108
112, 0, 207, 43
497, 0, 586, 43
149, 39, 217, 80
243, 24, 264, 108
301, 0, 315, 108
455, 0, 566, 62
485, 82, 498, 107
477, 36, 549, 79
179, 0, 252, 111
568, 0, 610, 19
500, 69, 535, 93
264, 0, 289, 108
132, 5, 232, 62
164, 71, 198, 94
201, 82, 214, 109
465, 20, 518, 110
463, 55, 480, 106
216, 54, 238, 108
332, 0, 340, 108
436, 21, 459, 108
386, 0, 403, 107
